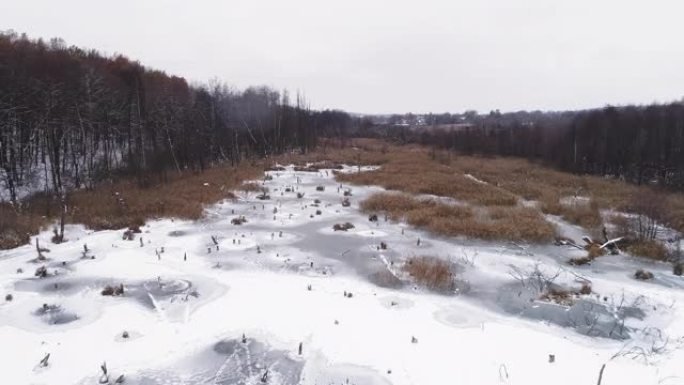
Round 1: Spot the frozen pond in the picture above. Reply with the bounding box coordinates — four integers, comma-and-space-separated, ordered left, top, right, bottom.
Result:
0, 165, 683, 385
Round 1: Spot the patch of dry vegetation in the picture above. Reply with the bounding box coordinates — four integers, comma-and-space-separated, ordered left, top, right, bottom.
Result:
68, 165, 260, 231
322, 140, 684, 258
0, 199, 50, 249
626, 240, 669, 261
1, 164, 261, 249
272, 138, 394, 168
361, 193, 556, 242
337, 150, 517, 207
539, 282, 592, 306
402, 256, 455, 293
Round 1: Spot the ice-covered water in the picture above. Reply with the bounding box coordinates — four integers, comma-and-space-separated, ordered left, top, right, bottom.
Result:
0, 165, 683, 385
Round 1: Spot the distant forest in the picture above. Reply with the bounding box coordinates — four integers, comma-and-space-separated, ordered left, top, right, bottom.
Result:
2, 31, 684, 206
368, 105, 684, 190
0, 31, 353, 203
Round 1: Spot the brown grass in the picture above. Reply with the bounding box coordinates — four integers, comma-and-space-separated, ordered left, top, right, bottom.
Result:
586, 243, 607, 259
361, 192, 556, 242
0, 193, 56, 249
402, 256, 455, 293
0, 204, 42, 249
663, 194, 684, 234
626, 240, 669, 261
336, 148, 517, 207
273, 138, 394, 168
327, 140, 684, 233
68, 165, 259, 231
1, 164, 261, 249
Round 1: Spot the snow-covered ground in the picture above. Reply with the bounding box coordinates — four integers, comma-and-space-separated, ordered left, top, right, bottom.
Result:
1, 165, 683, 385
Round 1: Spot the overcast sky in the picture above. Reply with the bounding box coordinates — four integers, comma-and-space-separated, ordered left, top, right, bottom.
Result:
1, 0, 683, 114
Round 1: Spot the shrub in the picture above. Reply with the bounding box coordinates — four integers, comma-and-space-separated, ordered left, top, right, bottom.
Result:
579, 282, 592, 295
368, 214, 378, 222
634, 269, 654, 280
360, 193, 555, 243
568, 256, 592, 266
627, 240, 668, 261
101, 284, 124, 296
674, 263, 683, 276
402, 256, 455, 293
0, 201, 46, 249
341, 198, 351, 207
35, 266, 48, 278
122, 229, 135, 241
240, 183, 262, 192
231, 216, 248, 225
540, 287, 574, 305
294, 165, 319, 172
586, 244, 606, 259
561, 200, 603, 230
297, 192, 305, 199
333, 222, 355, 231
628, 189, 667, 240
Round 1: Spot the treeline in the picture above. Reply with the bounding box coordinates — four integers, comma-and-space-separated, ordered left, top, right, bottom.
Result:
0, 31, 354, 204
372, 105, 684, 189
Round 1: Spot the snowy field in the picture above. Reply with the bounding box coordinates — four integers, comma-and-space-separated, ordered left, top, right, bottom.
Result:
1, 165, 683, 385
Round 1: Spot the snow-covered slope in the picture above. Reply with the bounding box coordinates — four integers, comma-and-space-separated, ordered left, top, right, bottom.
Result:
1, 166, 682, 385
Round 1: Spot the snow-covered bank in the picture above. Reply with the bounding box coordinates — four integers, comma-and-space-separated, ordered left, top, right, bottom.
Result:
1, 165, 683, 385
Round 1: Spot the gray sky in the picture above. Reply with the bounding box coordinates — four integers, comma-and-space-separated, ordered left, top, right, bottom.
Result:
1, 0, 683, 114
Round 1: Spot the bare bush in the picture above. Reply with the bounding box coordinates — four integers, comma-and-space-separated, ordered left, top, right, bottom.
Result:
674, 263, 683, 276
568, 256, 593, 266
34, 266, 48, 278
629, 190, 667, 240
403, 256, 455, 293
634, 269, 654, 280
627, 240, 668, 261
333, 222, 355, 231
101, 284, 125, 296
231, 216, 248, 225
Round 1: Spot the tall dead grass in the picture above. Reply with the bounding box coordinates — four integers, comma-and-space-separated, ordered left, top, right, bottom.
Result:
403, 256, 455, 293
1, 164, 261, 249
68, 165, 260, 230
361, 193, 556, 242
337, 150, 517, 207
328, 140, 684, 236
0, 203, 46, 249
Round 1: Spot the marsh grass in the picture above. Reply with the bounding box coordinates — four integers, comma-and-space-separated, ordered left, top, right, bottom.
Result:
403, 256, 455, 293
361, 192, 556, 242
